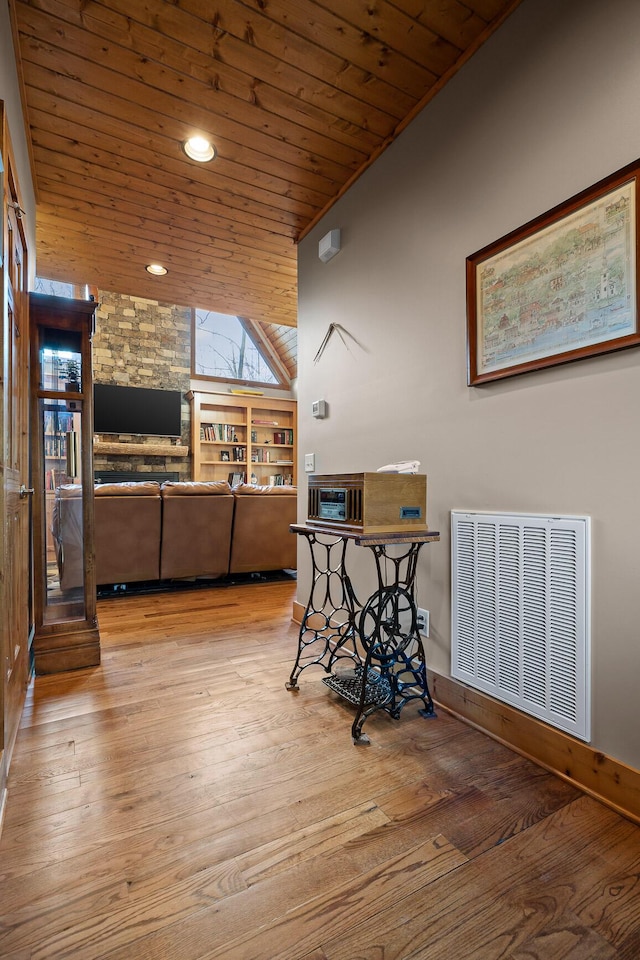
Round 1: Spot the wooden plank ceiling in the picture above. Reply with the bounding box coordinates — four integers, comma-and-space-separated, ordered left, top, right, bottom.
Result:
10, 0, 521, 329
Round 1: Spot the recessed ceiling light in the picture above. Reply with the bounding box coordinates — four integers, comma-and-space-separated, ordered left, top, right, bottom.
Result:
183, 136, 216, 163
145, 263, 168, 276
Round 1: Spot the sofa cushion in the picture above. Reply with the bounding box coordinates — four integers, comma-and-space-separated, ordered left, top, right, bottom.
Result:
94, 481, 162, 584
235, 484, 295, 496
161, 480, 231, 497
95, 481, 161, 497
160, 480, 234, 579
229, 484, 297, 574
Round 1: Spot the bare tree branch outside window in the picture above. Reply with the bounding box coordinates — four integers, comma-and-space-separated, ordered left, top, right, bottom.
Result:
194, 310, 278, 384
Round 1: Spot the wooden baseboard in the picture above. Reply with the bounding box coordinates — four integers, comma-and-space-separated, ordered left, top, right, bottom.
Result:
33, 624, 101, 675
429, 671, 640, 825
291, 601, 639, 823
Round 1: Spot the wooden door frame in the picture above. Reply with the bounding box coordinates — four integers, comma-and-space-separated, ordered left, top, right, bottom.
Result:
0, 101, 32, 829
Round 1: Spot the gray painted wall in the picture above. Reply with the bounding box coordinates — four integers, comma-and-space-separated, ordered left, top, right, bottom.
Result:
297, 0, 640, 770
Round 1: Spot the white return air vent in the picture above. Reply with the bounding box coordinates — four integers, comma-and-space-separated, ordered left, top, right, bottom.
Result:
451, 511, 590, 742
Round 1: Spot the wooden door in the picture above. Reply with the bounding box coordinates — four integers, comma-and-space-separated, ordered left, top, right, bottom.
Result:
0, 112, 31, 816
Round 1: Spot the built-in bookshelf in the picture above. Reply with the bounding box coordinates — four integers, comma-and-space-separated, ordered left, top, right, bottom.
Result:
188, 391, 297, 487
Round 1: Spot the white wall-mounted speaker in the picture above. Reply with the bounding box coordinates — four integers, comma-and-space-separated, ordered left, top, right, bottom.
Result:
318, 229, 341, 263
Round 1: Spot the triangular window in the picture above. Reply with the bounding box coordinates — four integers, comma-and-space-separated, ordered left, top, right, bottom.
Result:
192, 309, 286, 387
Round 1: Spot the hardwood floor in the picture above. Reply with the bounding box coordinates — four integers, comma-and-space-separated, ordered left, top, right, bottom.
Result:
1, 580, 640, 959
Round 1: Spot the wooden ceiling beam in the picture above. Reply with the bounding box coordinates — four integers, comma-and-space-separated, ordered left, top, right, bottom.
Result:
297, 0, 524, 242
319, 0, 464, 72
36, 187, 297, 268
16, 0, 395, 150
12, 0, 522, 326
174, 0, 439, 96
31, 138, 308, 237
37, 239, 298, 325
258, 322, 298, 380
29, 86, 331, 207
390, 0, 491, 47
35, 225, 295, 301
30, 126, 316, 231
16, 30, 369, 175
27, 110, 322, 223
463, 0, 517, 19
20, 60, 348, 191
242, 318, 293, 384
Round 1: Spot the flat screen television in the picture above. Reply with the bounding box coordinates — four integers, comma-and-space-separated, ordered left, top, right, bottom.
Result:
93, 384, 183, 437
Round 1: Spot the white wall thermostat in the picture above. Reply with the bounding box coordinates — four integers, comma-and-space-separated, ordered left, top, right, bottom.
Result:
312, 399, 328, 419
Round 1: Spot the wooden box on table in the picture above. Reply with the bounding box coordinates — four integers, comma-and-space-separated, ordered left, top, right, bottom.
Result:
307, 472, 427, 535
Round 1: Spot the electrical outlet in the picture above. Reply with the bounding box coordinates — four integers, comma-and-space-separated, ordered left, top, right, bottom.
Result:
304, 453, 315, 472
416, 608, 430, 637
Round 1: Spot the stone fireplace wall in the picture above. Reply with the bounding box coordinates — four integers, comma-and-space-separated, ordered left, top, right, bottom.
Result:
92, 292, 192, 481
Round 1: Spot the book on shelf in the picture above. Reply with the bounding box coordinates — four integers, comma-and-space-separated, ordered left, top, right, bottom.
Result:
266, 473, 293, 486
45, 435, 65, 457
274, 460, 293, 465
252, 448, 273, 463
200, 423, 240, 442
44, 409, 74, 434
251, 419, 278, 426
45, 467, 68, 491
272, 429, 294, 445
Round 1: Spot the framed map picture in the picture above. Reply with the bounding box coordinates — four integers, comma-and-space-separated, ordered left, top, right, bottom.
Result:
467, 162, 640, 385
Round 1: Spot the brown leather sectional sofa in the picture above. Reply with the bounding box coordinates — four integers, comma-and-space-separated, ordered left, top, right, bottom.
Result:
52, 480, 297, 590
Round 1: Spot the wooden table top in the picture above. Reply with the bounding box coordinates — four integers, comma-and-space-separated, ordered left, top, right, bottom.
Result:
290, 523, 440, 546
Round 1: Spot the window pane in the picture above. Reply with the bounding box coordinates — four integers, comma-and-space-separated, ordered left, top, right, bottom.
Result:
41, 398, 86, 622
194, 309, 278, 384
35, 277, 75, 298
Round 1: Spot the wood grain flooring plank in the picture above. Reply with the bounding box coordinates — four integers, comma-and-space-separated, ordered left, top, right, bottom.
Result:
571, 844, 640, 951
377, 747, 579, 859
236, 800, 391, 886
1, 581, 639, 960
2, 715, 410, 877
323, 879, 557, 960
94, 833, 467, 960
204, 836, 469, 960
0, 851, 246, 960
320, 796, 640, 960
508, 913, 616, 960
0, 797, 295, 913
611, 925, 640, 960
5, 771, 82, 806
